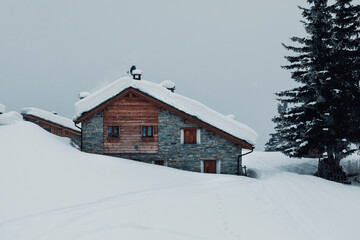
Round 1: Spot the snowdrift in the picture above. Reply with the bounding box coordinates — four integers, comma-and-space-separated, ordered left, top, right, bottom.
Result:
1, 121, 360, 240
0, 111, 23, 125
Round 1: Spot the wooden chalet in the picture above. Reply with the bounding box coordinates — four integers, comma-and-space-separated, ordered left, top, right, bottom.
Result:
74, 72, 258, 174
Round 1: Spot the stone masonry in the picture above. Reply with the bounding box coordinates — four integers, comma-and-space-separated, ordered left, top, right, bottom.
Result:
82, 111, 104, 154
82, 108, 244, 174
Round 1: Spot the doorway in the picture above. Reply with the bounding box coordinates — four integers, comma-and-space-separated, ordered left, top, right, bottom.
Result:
203, 160, 217, 173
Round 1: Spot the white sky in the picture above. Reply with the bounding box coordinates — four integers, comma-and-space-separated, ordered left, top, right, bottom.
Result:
1, 0, 358, 149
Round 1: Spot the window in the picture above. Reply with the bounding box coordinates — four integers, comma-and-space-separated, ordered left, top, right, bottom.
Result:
142, 126, 153, 137
181, 128, 201, 144
108, 126, 119, 138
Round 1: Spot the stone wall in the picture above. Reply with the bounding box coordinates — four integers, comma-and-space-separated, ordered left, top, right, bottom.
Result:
82, 111, 104, 154
106, 108, 243, 174
71, 133, 81, 148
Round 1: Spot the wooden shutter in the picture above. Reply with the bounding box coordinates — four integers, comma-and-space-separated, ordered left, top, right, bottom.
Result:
184, 128, 196, 144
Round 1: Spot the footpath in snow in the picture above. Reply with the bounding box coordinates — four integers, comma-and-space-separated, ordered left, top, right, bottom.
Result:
0, 116, 359, 240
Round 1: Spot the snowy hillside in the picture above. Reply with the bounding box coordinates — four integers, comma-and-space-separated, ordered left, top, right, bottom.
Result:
1, 119, 360, 240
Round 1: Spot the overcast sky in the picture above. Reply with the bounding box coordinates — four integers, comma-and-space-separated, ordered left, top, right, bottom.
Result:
2, 0, 357, 150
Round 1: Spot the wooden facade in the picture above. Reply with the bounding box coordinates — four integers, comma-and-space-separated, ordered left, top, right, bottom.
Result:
103, 92, 159, 154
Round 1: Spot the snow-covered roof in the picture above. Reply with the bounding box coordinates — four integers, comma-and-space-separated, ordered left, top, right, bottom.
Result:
22, 107, 80, 132
132, 69, 142, 75
78, 92, 90, 100
226, 114, 236, 120
0, 103, 5, 114
74, 77, 258, 145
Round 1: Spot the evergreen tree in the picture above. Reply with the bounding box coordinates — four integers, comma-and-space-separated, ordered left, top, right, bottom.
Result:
329, 0, 360, 145
265, 103, 287, 151
277, 0, 333, 157
273, 0, 360, 182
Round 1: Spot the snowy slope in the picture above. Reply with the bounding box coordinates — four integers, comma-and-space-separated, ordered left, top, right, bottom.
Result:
74, 77, 258, 145
1, 121, 360, 240
244, 151, 318, 178
0, 111, 23, 125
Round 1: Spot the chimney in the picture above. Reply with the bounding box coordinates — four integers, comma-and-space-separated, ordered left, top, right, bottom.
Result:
132, 69, 142, 80
51, 111, 58, 115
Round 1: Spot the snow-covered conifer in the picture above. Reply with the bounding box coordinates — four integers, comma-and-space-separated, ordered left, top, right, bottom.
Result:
265, 103, 287, 151
273, 0, 360, 182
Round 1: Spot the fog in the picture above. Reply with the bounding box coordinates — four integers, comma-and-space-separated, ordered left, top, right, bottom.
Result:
1, 0, 348, 149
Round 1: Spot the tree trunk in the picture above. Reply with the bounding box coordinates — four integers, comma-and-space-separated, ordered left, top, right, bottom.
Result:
316, 155, 347, 183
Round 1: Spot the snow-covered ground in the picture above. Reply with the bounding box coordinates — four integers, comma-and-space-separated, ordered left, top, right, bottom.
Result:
0, 111, 23, 125
1, 117, 360, 240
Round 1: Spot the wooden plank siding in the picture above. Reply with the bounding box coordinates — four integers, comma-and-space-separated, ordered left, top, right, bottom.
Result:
22, 115, 80, 139
103, 93, 159, 154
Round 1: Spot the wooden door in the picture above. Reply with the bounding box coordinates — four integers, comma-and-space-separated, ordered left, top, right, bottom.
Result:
203, 160, 217, 173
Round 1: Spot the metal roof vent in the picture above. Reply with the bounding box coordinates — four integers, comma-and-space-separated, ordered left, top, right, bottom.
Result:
160, 80, 176, 92
78, 92, 90, 100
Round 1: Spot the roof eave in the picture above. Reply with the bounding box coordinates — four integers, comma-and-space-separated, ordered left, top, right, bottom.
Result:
22, 113, 81, 134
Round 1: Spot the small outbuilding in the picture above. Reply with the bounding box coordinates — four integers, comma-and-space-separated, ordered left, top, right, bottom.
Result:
22, 107, 81, 146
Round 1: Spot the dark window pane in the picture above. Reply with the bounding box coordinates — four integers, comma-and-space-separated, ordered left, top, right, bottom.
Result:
148, 126, 152, 136
114, 127, 119, 137
142, 126, 146, 137
108, 127, 112, 137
